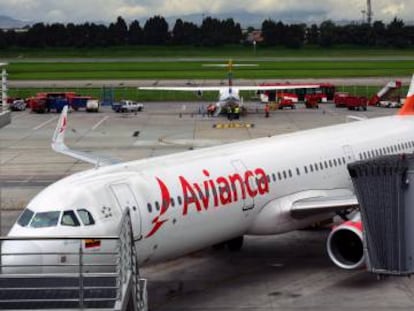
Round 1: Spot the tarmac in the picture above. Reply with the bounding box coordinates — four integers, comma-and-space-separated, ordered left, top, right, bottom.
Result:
1, 102, 414, 310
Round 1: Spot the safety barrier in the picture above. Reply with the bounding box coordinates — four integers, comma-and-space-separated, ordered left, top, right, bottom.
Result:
0, 208, 147, 310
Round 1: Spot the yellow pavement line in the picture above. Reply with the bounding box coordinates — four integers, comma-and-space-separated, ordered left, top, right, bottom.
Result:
213, 123, 255, 129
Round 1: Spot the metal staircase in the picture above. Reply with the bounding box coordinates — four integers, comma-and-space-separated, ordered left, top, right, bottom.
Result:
0, 209, 147, 310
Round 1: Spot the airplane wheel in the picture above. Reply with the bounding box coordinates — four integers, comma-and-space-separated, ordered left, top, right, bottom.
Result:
227, 236, 244, 252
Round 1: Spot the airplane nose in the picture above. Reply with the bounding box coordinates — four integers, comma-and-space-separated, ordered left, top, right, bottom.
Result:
1, 240, 43, 274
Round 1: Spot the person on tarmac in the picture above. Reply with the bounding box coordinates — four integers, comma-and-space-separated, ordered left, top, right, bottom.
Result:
265, 103, 270, 118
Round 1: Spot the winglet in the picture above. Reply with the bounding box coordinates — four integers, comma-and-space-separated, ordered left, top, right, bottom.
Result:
51, 106, 120, 166
398, 75, 414, 115
52, 105, 69, 152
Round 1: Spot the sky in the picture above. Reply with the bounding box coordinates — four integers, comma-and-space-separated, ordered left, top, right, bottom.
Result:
0, 0, 412, 24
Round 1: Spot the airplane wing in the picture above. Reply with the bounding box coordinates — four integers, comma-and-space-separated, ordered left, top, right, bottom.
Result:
52, 106, 121, 166
290, 194, 359, 219
138, 84, 320, 92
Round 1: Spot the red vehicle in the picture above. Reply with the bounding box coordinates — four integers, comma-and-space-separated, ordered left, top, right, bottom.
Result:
334, 93, 367, 110
260, 82, 335, 101
346, 96, 368, 111
334, 92, 349, 108
277, 98, 295, 109
304, 94, 324, 109
28, 92, 76, 113
27, 94, 47, 113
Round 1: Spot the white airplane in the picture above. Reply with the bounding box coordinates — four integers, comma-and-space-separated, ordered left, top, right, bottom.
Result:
3, 75, 414, 274
138, 60, 319, 115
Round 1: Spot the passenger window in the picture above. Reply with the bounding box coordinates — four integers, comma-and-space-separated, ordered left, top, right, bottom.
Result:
283, 171, 287, 179
342, 157, 346, 163
170, 198, 175, 207
17, 208, 34, 227
177, 196, 182, 205
278, 172, 282, 180
30, 211, 61, 228
61, 210, 80, 227
324, 161, 328, 169
272, 173, 276, 182
147, 203, 152, 213
304, 166, 308, 174
310, 164, 314, 172
333, 159, 337, 166
296, 168, 300, 175
288, 170, 292, 178
319, 163, 323, 170
77, 209, 95, 225
314, 163, 319, 171
328, 160, 332, 167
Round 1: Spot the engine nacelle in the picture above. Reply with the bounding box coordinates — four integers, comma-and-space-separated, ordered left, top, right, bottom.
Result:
327, 220, 365, 270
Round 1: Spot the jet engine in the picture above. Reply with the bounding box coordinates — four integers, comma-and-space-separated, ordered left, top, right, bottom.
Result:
326, 220, 365, 270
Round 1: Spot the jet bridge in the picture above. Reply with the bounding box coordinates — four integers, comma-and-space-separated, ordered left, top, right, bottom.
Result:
348, 154, 414, 276
0, 209, 148, 311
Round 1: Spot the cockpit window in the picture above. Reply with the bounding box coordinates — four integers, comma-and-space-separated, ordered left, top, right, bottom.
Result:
17, 208, 34, 227
77, 209, 95, 226
30, 211, 61, 228
61, 210, 80, 227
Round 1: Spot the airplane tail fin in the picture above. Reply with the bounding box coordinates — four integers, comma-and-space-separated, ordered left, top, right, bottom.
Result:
398, 75, 414, 116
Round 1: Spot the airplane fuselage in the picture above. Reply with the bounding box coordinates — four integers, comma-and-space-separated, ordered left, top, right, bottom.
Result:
8, 115, 414, 268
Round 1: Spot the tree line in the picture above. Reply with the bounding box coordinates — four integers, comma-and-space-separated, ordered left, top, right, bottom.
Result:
0, 15, 412, 49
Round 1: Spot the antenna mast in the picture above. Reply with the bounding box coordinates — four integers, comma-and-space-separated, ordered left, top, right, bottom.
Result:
366, 0, 373, 24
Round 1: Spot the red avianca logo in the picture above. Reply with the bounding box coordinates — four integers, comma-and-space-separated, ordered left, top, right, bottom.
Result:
145, 168, 269, 238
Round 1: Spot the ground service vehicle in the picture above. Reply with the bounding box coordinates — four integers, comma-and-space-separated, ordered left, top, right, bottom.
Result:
346, 96, 368, 111
113, 100, 144, 113
9, 99, 26, 111
277, 98, 295, 109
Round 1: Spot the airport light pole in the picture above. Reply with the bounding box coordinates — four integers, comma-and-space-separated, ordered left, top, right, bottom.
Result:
1, 63, 8, 112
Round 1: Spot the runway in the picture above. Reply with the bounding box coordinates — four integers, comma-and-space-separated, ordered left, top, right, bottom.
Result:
1, 102, 414, 310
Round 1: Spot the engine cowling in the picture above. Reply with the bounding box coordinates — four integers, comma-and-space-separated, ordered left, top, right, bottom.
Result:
327, 220, 365, 270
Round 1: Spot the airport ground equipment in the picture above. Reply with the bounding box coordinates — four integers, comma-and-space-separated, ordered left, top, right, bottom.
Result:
334, 93, 367, 110
0, 209, 148, 311
348, 154, 414, 276
368, 80, 402, 106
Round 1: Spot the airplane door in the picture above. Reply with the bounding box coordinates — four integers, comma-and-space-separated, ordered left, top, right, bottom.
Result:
110, 183, 142, 239
231, 160, 255, 214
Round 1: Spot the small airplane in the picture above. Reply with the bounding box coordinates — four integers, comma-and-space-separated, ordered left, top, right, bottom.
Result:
3, 75, 414, 275
138, 60, 320, 115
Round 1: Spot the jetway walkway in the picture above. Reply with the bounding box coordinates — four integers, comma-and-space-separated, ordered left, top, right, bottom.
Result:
348, 154, 414, 276
0, 209, 148, 310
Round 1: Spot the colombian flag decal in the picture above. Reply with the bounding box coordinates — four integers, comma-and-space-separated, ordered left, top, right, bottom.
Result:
84, 239, 101, 248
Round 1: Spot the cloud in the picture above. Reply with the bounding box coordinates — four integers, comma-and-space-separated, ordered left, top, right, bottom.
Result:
0, 0, 413, 24
381, 3, 405, 16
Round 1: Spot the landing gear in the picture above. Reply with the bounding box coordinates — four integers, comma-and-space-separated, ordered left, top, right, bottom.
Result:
212, 236, 244, 252
227, 236, 244, 252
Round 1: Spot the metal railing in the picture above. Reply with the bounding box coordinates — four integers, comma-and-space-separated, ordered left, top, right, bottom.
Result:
0, 208, 147, 311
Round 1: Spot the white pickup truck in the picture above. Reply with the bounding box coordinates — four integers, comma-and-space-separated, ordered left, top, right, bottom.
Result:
114, 100, 144, 113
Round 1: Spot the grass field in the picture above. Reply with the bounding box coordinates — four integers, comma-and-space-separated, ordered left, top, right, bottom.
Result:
7, 60, 414, 80
4, 45, 413, 101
